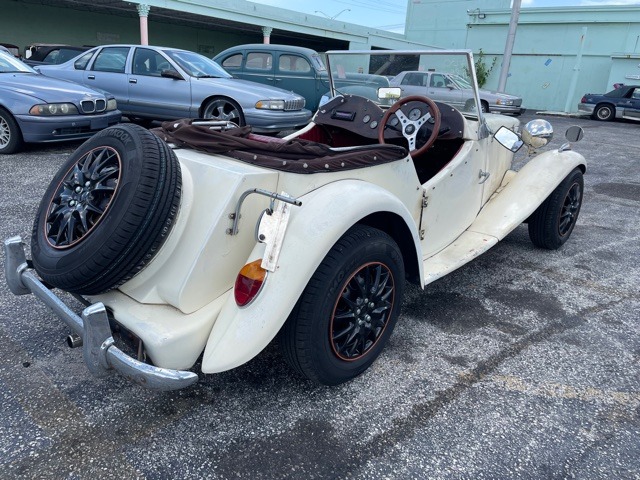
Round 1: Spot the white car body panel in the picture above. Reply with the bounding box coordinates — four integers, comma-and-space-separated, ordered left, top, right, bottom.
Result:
201, 179, 424, 373
117, 149, 279, 314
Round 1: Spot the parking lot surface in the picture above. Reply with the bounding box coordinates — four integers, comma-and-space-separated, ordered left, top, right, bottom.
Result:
1, 113, 639, 479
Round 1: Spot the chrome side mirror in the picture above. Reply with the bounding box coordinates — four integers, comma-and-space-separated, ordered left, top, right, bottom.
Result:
558, 125, 585, 152
494, 126, 524, 152
522, 119, 553, 149
565, 125, 584, 142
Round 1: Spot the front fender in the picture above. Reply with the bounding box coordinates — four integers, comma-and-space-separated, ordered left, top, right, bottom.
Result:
201, 179, 422, 373
471, 149, 587, 239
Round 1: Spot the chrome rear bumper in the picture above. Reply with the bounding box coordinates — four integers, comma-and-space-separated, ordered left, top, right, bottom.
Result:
4, 236, 199, 391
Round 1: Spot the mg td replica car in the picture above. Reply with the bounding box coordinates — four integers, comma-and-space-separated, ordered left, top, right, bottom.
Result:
5, 49, 586, 391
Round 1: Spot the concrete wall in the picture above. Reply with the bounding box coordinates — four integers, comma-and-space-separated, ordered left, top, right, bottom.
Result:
405, 1, 640, 112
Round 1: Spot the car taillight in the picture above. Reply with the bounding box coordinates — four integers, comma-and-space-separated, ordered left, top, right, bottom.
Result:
580, 96, 587, 103
234, 259, 267, 306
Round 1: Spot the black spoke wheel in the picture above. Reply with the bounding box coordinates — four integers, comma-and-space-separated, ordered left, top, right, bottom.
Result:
280, 225, 405, 385
45, 146, 121, 248
528, 168, 584, 250
31, 124, 182, 295
331, 262, 395, 361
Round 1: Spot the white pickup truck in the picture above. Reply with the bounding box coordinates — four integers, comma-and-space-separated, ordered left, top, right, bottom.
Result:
5, 49, 586, 390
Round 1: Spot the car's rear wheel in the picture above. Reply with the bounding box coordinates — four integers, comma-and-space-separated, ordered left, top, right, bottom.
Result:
480, 100, 489, 113
202, 97, 245, 126
528, 168, 583, 250
280, 225, 405, 385
593, 103, 615, 121
31, 123, 181, 294
0, 107, 24, 154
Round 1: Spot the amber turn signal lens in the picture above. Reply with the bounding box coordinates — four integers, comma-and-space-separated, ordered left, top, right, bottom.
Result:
234, 259, 267, 306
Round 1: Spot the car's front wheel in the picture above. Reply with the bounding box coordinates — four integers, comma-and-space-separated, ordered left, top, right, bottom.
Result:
202, 97, 245, 126
528, 168, 584, 250
280, 225, 405, 385
0, 107, 24, 154
593, 103, 615, 121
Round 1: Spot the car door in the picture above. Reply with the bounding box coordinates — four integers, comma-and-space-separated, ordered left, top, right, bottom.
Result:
237, 51, 276, 87
84, 46, 132, 109
427, 73, 464, 108
127, 47, 192, 119
622, 87, 640, 120
275, 53, 319, 110
398, 72, 428, 98
420, 137, 487, 258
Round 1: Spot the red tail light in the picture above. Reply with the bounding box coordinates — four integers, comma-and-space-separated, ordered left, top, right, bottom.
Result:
234, 259, 267, 306
580, 96, 587, 103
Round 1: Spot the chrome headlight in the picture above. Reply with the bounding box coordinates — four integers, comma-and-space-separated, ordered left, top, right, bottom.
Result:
106, 99, 117, 111
29, 103, 79, 116
522, 119, 553, 149
255, 100, 286, 110
496, 99, 514, 106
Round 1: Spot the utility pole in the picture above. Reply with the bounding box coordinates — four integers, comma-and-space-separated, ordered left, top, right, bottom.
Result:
497, 0, 522, 92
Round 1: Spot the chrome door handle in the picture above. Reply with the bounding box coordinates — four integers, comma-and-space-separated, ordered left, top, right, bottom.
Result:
87, 75, 95, 80
478, 170, 491, 184
129, 78, 137, 84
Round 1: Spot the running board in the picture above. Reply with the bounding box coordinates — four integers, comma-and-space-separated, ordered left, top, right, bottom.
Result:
423, 231, 498, 286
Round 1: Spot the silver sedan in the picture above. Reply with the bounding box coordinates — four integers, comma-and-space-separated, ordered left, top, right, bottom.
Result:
390, 70, 524, 115
38, 45, 312, 132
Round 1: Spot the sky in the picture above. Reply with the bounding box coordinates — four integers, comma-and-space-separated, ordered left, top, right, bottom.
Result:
252, 0, 640, 32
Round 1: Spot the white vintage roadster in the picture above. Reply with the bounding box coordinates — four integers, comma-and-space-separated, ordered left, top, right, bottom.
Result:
5, 50, 586, 390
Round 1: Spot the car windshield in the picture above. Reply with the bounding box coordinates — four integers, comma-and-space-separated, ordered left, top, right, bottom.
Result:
164, 50, 231, 79
325, 50, 482, 117
0, 51, 35, 73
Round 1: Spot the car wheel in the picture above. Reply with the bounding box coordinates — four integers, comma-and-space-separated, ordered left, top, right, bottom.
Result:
480, 101, 489, 113
593, 103, 614, 121
280, 225, 405, 385
528, 168, 583, 250
0, 107, 24, 154
31, 124, 181, 295
202, 97, 245, 126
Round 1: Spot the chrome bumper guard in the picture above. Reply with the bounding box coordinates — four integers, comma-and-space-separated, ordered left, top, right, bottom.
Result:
4, 236, 199, 391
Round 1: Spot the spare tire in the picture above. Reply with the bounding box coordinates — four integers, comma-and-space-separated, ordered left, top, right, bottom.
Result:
31, 123, 181, 295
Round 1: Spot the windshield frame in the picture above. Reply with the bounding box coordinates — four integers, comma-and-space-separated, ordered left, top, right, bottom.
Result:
324, 49, 485, 122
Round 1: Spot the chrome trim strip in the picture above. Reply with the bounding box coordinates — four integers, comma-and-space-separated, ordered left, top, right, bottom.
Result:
3, 236, 199, 391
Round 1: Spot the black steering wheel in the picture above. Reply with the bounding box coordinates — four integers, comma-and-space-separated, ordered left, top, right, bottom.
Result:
378, 95, 442, 158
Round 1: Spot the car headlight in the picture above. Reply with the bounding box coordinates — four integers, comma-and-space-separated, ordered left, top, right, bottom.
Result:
106, 99, 117, 111
496, 99, 514, 106
29, 103, 79, 116
255, 100, 286, 110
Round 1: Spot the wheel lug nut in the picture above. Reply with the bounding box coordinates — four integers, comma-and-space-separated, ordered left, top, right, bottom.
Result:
369, 302, 375, 308
365, 315, 371, 322
69, 200, 76, 206
85, 181, 91, 187
75, 186, 82, 193
356, 309, 361, 315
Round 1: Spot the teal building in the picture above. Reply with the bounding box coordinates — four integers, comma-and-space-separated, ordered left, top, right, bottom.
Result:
405, 0, 640, 112
1, 0, 639, 112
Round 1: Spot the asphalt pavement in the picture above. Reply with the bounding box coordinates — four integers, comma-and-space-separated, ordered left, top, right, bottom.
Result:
0, 113, 638, 479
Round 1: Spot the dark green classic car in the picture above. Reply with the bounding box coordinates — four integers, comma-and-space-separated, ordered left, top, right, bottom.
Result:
214, 44, 389, 112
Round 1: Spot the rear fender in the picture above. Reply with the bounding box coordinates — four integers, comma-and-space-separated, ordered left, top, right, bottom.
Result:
201, 179, 422, 373
471, 149, 587, 239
